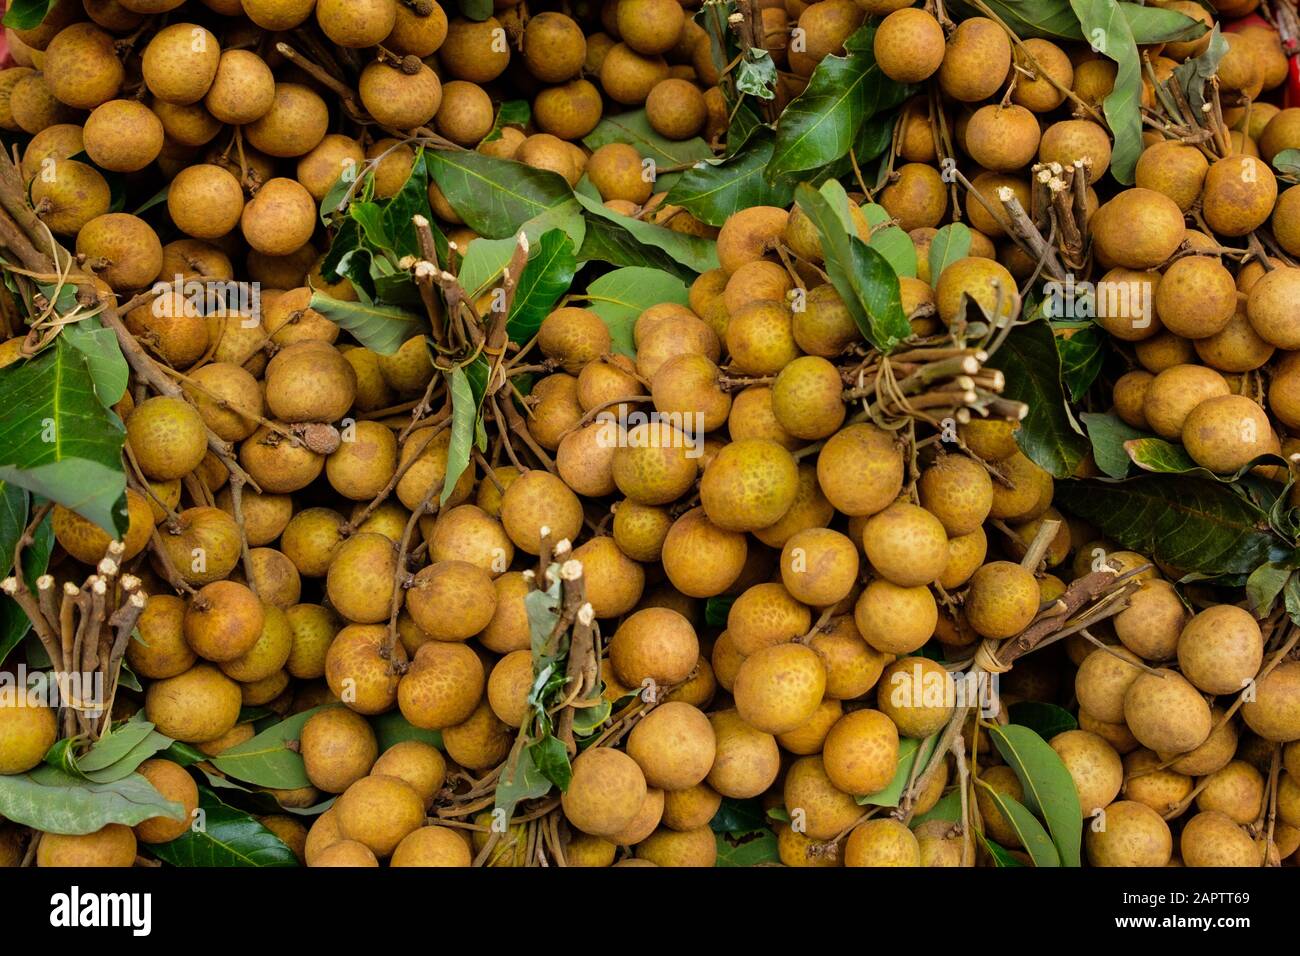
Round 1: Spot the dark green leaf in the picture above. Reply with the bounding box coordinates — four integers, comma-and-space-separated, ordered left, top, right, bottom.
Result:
495, 744, 554, 821
576, 211, 697, 280
999, 320, 1089, 478
710, 797, 769, 837
0, 481, 26, 580
1080, 411, 1143, 479
211, 705, 338, 789
0, 507, 51, 666
735, 50, 778, 99
795, 182, 909, 351
768, 24, 911, 179
0, 337, 127, 534
482, 100, 530, 143
1124, 437, 1286, 485
575, 193, 718, 273
704, 595, 735, 628
950, 0, 1207, 44
928, 223, 972, 288
666, 131, 793, 227
581, 267, 692, 356
308, 291, 423, 356
529, 734, 572, 791
3, 1, 58, 30
988, 724, 1081, 867
1246, 562, 1292, 616
148, 787, 298, 867
508, 229, 577, 342
427, 150, 575, 239
978, 830, 1027, 867
0, 766, 184, 835
1007, 702, 1078, 741
442, 366, 479, 505
456, 0, 492, 21
1056, 324, 1104, 401
861, 203, 916, 279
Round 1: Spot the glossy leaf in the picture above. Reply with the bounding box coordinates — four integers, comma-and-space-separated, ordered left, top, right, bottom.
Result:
1056, 324, 1104, 401
999, 321, 1090, 478
148, 788, 298, 867
427, 150, 575, 239
1007, 702, 1078, 741
715, 828, 780, 866
928, 223, 972, 288
988, 723, 1080, 867
581, 267, 692, 357
61, 317, 128, 407
665, 131, 794, 227
210, 705, 338, 789
0, 337, 127, 535
950, 0, 1207, 44
442, 366, 482, 506
861, 203, 917, 279
1079, 411, 1142, 479
576, 193, 718, 274
507, 229, 578, 342
308, 291, 423, 356
1069, 0, 1142, 184
576, 211, 697, 280
978, 784, 1060, 867
2, 0, 57, 29
372, 711, 443, 752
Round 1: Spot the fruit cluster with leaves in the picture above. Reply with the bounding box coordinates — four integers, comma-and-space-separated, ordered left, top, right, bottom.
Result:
0, 0, 1298, 871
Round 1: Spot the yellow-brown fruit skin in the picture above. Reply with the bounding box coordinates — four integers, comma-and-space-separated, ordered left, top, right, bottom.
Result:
335, 774, 425, 858
964, 561, 1040, 639
37, 825, 138, 868
398, 640, 485, 730
562, 747, 648, 838
0, 696, 57, 774
1123, 668, 1213, 754
874, 9, 944, 84
1202, 156, 1277, 237
134, 758, 199, 844
144, 664, 243, 743
733, 642, 827, 735
822, 709, 899, 797
938, 17, 1011, 103
1050, 729, 1123, 816
300, 707, 378, 794
707, 709, 780, 798
1085, 800, 1173, 867
843, 818, 920, 867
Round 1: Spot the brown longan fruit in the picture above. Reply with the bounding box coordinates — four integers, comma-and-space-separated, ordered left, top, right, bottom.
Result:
965, 560, 1040, 640
843, 819, 919, 867
617, 0, 685, 56
515, 132, 581, 185
1012, 38, 1072, 112
1051, 729, 1123, 816
700, 438, 799, 533
965, 104, 1041, 172
815, 422, 903, 517
441, 16, 511, 83
1038, 119, 1112, 185
1241, 661, 1300, 742
316, 0, 396, 48
587, 142, 653, 204
204, 49, 275, 124
386, 2, 448, 57
144, 663, 242, 743
44, 22, 124, 109
359, 61, 442, 130
873, 8, 943, 84
562, 748, 647, 838
938, 17, 1010, 102
533, 77, 603, 139
879, 162, 947, 232
1124, 668, 1213, 754
37, 826, 138, 868
126, 395, 207, 481
1202, 155, 1277, 237
523, 11, 586, 82
1181, 394, 1277, 474
1194, 300, 1275, 373
707, 709, 780, 798
82, 99, 162, 172
241, 177, 316, 256
645, 78, 706, 141
1141, 363, 1229, 440
8, 73, 78, 135
1086, 800, 1172, 866
1092, 188, 1184, 270
142, 22, 220, 105
1155, 255, 1236, 339
659, 507, 747, 597
435, 80, 493, 147
609, 606, 698, 689
917, 453, 994, 537
861, 502, 947, 588
1135, 140, 1209, 212
76, 212, 163, 292
1247, 266, 1300, 349
934, 256, 1018, 325
246, 83, 329, 157
296, 134, 364, 201
1114, 579, 1185, 660
600, 41, 669, 106
1180, 810, 1260, 867
168, 163, 245, 241
789, 0, 863, 74
30, 159, 110, 236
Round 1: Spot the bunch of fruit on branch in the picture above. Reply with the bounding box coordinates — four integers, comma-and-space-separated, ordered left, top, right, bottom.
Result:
0, 0, 1296, 871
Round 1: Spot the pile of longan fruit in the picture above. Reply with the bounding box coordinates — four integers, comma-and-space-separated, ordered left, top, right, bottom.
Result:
0, 0, 1299, 870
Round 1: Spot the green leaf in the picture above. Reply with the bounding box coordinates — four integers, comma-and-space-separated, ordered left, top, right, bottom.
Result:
576, 211, 697, 280
950, 0, 1207, 44
308, 291, 423, 356
61, 317, 128, 407
978, 783, 1060, 867
1069, 0, 1142, 184
575, 192, 718, 274
2, 0, 58, 30
77, 715, 160, 773
1273, 149, 1300, 179
372, 711, 443, 752
1079, 411, 1142, 479
508, 229, 578, 342
482, 100, 530, 144
911, 788, 962, 826
0, 336, 127, 535
1007, 702, 1078, 741
769, 24, 911, 179
988, 723, 1083, 866
710, 797, 769, 837
861, 203, 916, 279
1247, 562, 1293, 616
211, 705, 337, 789
999, 320, 1089, 478
1058, 476, 1288, 577
0, 489, 43, 664
1124, 438, 1286, 485
977, 830, 1027, 867
529, 734, 572, 791
0, 481, 27, 580
581, 110, 713, 194
715, 828, 779, 866
665, 131, 794, 227
704, 595, 734, 628
0, 766, 184, 835
494, 743, 555, 821
456, 0, 492, 21
795, 182, 909, 352
582, 267, 692, 357
1056, 324, 1104, 401
148, 788, 298, 867
427, 150, 575, 240
1169, 25, 1226, 116
736, 50, 778, 100
927, 223, 972, 288
442, 366, 480, 506
857, 736, 936, 807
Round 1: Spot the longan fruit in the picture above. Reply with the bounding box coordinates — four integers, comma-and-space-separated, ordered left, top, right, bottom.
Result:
523, 11, 586, 82
707, 709, 780, 798
877, 656, 953, 738
1247, 266, 1300, 349
879, 163, 947, 232
965, 104, 1041, 172
1181, 394, 1277, 475
246, 83, 330, 158
844, 819, 920, 867
168, 164, 245, 241
1202, 155, 1277, 237
938, 17, 1011, 102
715, 205, 788, 275
1050, 729, 1123, 816
440, 17, 511, 84
44, 22, 124, 109
435, 80, 494, 147
533, 78, 603, 139
965, 561, 1041, 640
816, 423, 903, 517
918, 453, 994, 537
874, 8, 944, 84
1241, 660, 1300, 743
386, 2, 448, 57
1141, 364, 1229, 440
30, 159, 111, 236
861, 502, 948, 588
76, 213, 163, 293
587, 143, 653, 205
82, 99, 163, 172
144, 664, 242, 743
645, 78, 706, 140
241, 177, 316, 257
1114, 580, 1185, 660
1086, 800, 1172, 866
1154, 256, 1236, 339
782, 755, 862, 840
700, 438, 799, 532
1123, 668, 1213, 755
1012, 39, 1072, 112
617, 0, 685, 56
1038, 119, 1112, 185
316, 0, 396, 48
1180, 811, 1260, 867
37, 826, 138, 868
562, 748, 647, 838
296, 134, 365, 201
142, 23, 220, 105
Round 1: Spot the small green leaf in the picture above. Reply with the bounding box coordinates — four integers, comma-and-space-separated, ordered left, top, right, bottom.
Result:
3, 0, 59, 30
665, 131, 794, 227
576, 192, 718, 274
1080, 411, 1143, 479
529, 735, 572, 791
999, 320, 1090, 478
1007, 702, 1078, 741
714, 828, 779, 866
442, 366, 480, 505
1056, 324, 1104, 401
61, 316, 129, 407
1273, 149, 1300, 179
861, 203, 917, 279
371, 710, 442, 752
427, 150, 575, 240
507, 229, 578, 342
1247, 562, 1293, 616
148, 787, 298, 867
927, 223, 972, 288
1069, 0, 1143, 184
